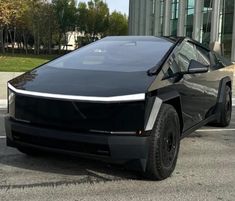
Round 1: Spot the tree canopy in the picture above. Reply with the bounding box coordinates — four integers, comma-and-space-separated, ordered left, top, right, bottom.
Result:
0, 0, 128, 54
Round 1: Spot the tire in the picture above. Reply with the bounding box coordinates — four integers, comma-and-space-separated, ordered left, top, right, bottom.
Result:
216, 85, 232, 127
145, 104, 180, 180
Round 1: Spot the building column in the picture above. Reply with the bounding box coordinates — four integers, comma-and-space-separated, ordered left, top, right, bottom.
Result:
163, 0, 171, 36
139, 0, 146, 35
128, 0, 133, 35
177, 0, 186, 37
231, 1, 235, 61
133, 0, 140, 35
145, 0, 154, 35
210, 0, 221, 43
153, 0, 161, 36
192, 0, 204, 41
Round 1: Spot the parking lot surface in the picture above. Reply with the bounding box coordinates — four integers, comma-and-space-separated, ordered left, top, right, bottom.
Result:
0, 109, 234, 201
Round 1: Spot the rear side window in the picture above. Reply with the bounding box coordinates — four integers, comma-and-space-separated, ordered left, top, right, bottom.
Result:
211, 52, 232, 69
195, 46, 210, 66
164, 42, 197, 78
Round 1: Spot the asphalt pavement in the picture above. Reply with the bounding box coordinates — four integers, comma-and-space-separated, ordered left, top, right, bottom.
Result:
0, 109, 234, 201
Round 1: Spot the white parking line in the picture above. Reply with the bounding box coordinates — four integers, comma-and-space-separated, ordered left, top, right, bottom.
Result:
0, 136, 6, 139
196, 128, 235, 132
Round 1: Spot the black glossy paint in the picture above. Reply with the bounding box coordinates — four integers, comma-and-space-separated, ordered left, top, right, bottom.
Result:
149, 38, 233, 132
5, 36, 233, 166
10, 36, 173, 97
10, 67, 154, 97
10, 93, 145, 132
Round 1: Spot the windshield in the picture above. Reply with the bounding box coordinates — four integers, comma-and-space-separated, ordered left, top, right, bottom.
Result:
47, 38, 174, 72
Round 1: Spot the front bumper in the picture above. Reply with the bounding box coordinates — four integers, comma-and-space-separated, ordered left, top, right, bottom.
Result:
5, 116, 149, 171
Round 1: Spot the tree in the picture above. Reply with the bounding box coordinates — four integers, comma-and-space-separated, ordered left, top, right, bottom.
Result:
26, 1, 59, 54
0, 0, 17, 53
109, 11, 128, 36
87, 0, 109, 37
0, 0, 129, 55
77, 2, 88, 33
52, 0, 77, 52
0, 0, 31, 53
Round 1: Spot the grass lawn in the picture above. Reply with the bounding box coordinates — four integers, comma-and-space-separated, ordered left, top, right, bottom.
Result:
0, 54, 58, 72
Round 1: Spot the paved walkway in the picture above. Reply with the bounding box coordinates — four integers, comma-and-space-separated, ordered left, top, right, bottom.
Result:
0, 72, 23, 99
0, 72, 23, 108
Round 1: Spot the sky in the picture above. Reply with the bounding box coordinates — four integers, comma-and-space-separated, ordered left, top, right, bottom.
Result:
78, 0, 129, 15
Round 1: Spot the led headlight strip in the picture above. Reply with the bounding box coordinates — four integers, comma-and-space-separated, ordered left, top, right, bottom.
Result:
8, 83, 145, 103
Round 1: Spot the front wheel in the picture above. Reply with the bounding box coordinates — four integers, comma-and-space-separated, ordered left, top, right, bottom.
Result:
145, 104, 180, 180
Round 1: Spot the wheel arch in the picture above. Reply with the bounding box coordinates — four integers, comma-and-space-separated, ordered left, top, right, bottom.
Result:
210, 76, 232, 126
157, 92, 184, 134
217, 76, 232, 104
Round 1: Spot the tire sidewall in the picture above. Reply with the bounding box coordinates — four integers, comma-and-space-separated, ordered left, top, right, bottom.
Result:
221, 86, 232, 126
159, 112, 180, 174
146, 104, 180, 180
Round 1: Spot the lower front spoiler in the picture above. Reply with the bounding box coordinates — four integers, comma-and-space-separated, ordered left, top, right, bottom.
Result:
5, 117, 150, 171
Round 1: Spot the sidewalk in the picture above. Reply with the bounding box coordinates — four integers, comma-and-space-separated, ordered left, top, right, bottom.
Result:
0, 72, 23, 108
0, 72, 23, 99
0, 72, 235, 108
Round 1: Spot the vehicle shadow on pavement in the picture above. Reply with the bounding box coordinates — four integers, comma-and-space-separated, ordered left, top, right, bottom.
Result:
0, 139, 142, 184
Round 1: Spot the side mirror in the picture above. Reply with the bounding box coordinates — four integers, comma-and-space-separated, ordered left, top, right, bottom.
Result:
188, 59, 209, 74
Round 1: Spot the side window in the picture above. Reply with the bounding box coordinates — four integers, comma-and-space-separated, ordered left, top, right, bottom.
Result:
211, 53, 222, 69
164, 42, 197, 79
211, 52, 232, 69
195, 46, 210, 66
175, 42, 197, 72
165, 56, 181, 78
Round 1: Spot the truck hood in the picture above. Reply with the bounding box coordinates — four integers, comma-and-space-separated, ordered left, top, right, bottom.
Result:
9, 66, 155, 98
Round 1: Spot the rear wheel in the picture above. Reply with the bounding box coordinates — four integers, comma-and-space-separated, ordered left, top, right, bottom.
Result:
145, 104, 180, 180
216, 85, 232, 127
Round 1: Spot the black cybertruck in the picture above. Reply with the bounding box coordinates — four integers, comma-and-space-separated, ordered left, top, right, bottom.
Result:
5, 36, 233, 180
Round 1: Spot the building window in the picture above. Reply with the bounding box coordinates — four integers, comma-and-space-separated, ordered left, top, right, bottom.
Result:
202, 0, 213, 47
170, 0, 179, 36
185, 0, 195, 38
159, 0, 164, 36
219, 0, 234, 59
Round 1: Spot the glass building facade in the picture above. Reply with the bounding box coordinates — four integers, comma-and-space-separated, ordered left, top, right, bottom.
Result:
220, 0, 234, 58
202, 0, 213, 46
170, 0, 179, 36
159, 0, 164, 36
185, 0, 195, 38
129, 0, 235, 61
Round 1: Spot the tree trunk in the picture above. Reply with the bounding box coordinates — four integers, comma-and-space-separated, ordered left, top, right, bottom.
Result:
5, 27, 8, 52
13, 27, 16, 54
0, 27, 5, 53
23, 30, 28, 55
58, 32, 62, 54
65, 31, 68, 52
37, 23, 40, 55
9, 28, 14, 54
48, 16, 52, 54
33, 29, 36, 55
